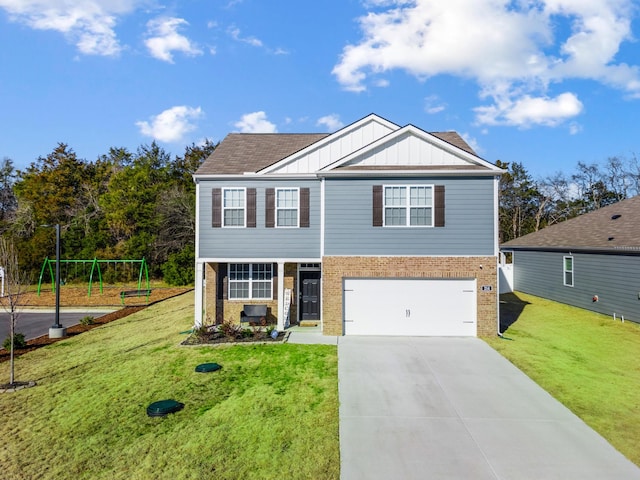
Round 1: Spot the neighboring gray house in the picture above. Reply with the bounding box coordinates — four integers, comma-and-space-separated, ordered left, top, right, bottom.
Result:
502, 195, 640, 323
193, 114, 504, 336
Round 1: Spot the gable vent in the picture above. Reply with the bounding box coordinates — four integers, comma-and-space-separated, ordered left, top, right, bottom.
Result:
611, 214, 622, 220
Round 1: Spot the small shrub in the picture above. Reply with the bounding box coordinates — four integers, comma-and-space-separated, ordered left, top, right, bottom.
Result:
79, 315, 95, 326
241, 328, 253, 339
3, 333, 26, 351
219, 320, 242, 340
265, 325, 275, 337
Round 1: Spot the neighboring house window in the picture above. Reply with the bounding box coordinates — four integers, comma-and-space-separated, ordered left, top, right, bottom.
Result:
383, 185, 433, 226
563, 256, 574, 287
228, 263, 273, 299
223, 188, 245, 227
276, 188, 299, 227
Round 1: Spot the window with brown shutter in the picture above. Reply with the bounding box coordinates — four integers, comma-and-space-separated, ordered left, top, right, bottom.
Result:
265, 188, 275, 228
247, 188, 256, 228
434, 185, 445, 227
300, 188, 310, 228
212, 188, 222, 228
372, 185, 383, 227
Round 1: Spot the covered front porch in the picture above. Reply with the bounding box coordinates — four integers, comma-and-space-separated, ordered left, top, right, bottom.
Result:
194, 260, 321, 331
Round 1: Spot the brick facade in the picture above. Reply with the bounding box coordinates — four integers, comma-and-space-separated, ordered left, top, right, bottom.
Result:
321, 256, 498, 336
203, 262, 298, 326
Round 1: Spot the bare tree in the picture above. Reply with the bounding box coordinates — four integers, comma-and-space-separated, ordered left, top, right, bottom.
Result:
0, 236, 30, 387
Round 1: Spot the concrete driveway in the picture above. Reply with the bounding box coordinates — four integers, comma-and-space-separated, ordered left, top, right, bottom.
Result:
338, 336, 640, 480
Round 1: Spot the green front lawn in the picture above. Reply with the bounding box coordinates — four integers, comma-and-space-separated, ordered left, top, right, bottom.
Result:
0, 294, 339, 479
486, 292, 640, 467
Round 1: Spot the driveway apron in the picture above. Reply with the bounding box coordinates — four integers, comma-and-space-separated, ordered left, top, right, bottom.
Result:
338, 336, 640, 480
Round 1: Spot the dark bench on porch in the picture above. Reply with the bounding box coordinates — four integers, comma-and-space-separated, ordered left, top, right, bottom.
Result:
240, 304, 267, 324
120, 289, 152, 305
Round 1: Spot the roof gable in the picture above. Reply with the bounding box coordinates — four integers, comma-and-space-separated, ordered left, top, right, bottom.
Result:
258, 114, 399, 174
321, 125, 498, 172
502, 195, 640, 251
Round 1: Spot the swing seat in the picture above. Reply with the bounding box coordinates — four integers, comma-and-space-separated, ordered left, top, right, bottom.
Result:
120, 289, 152, 305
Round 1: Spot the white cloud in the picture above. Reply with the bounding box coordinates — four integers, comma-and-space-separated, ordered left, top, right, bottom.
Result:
424, 95, 446, 114
316, 114, 344, 131
333, 0, 639, 127
144, 17, 203, 63
136, 106, 203, 143
474, 92, 584, 128
228, 26, 263, 47
234, 111, 277, 133
0, 0, 140, 56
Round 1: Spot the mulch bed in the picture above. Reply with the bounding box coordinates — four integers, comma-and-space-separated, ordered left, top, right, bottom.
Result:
0, 287, 192, 363
181, 329, 289, 346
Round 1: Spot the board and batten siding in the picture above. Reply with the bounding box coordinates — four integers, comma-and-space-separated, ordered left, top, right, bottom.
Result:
323, 176, 496, 256
514, 250, 640, 323
198, 180, 321, 259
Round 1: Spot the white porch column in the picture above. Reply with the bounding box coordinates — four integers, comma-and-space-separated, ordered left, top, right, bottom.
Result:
277, 262, 285, 331
194, 262, 204, 328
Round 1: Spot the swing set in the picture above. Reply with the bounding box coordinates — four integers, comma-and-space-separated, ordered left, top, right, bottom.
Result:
37, 258, 150, 300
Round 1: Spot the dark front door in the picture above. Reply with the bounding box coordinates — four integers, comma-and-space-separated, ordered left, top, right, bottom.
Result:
300, 271, 321, 321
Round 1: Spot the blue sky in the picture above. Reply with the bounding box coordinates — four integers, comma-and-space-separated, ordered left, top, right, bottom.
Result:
1, 0, 639, 179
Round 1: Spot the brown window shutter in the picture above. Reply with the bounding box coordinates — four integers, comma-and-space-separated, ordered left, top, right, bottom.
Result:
247, 188, 256, 228
272, 263, 278, 299
300, 188, 310, 227
434, 185, 445, 227
265, 188, 275, 228
218, 263, 228, 300
372, 185, 383, 227
212, 188, 222, 228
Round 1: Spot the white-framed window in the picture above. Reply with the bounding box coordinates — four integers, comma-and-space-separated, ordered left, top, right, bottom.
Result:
276, 188, 299, 227
223, 188, 245, 227
384, 185, 433, 226
229, 263, 273, 299
563, 256, 574, 287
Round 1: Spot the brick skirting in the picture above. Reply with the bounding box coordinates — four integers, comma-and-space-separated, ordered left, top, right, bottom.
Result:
321, 256, 498, 336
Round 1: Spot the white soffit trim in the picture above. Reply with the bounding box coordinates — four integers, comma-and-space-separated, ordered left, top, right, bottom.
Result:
256, 114, 399, 175
320, 125, 502, 172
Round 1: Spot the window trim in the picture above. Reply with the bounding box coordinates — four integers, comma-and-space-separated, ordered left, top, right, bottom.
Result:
275, 187, 300, 228
222, 187, 246, 228
228, 263, 273, 300
563, 256, 574, 287
383, 184, 434, 227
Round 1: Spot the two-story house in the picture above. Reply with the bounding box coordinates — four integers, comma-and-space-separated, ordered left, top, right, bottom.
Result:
193, 114, 503, 336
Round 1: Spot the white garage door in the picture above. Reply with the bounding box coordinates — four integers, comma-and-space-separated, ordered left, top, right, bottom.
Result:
344, 278, 477, 336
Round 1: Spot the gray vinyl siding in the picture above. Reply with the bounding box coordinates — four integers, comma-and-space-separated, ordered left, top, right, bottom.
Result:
198, 180, 320, 259
324, 176, 496, 256
514, 250, 640, 323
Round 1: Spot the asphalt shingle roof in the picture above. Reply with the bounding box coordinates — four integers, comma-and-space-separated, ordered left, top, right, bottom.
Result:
502, 195, 640, 252
195, 133, 329, 175
194, 130, 478, 176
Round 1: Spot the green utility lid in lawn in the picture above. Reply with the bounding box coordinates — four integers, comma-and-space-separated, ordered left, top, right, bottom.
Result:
195, 363, 222, 373
147, 399, 184, 417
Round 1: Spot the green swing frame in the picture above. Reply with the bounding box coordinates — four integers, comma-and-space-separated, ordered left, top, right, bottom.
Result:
37, 258, 150, 299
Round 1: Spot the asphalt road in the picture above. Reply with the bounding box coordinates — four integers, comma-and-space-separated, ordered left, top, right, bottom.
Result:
0, 310, 113, 341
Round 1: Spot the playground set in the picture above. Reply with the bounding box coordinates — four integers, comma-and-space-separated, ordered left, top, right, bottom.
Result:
37, 258, 151, 305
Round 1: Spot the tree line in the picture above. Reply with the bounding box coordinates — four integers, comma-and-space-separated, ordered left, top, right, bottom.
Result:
498, 154, 640, 243
0, 140, 216, 285
0, 141, 636, 284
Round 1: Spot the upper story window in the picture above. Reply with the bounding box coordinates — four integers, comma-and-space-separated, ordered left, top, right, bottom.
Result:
276, 188, 299, 227
266, 187, 310, 228
563, 256, 574, 287
223, 188, 245, 227
384, 185, 433, 227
